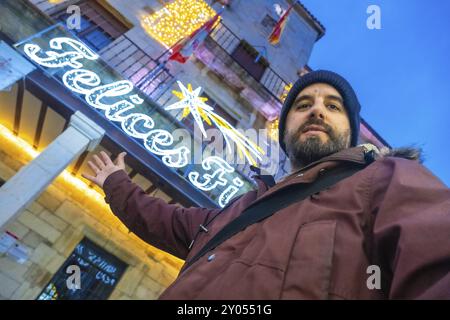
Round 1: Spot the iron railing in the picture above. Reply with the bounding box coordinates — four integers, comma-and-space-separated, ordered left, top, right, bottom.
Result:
99, 34, 176, 101
209, 21, 290, 103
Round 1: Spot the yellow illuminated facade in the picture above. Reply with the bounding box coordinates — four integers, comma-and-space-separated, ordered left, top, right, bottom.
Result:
267, 118, 279, 141
280, 83, 293, 102
0, 123, 106, 206
0, 122, 184, 266
141, 0, 217, 47
268, 83, 292, 141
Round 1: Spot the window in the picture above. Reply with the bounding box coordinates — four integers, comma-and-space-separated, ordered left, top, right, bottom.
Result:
142, 6, 155, 15
37, 238, 127, 300
231, 40, 269, 82
261, 14, 278, 37
52, 1, 130, 51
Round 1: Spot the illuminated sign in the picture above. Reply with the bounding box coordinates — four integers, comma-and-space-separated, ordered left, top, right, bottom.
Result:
19, 36, 253, 207
24, 38, 190, 168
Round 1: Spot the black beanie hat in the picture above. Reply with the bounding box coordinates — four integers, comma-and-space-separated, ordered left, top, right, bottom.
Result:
278, 70, 361, 154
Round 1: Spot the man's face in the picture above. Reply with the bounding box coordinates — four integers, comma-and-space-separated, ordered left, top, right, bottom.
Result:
283, 83, 352, 170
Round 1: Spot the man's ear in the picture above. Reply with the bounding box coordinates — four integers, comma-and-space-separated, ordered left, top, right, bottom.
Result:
343, 130, 352, 148
347, 129, 353, 147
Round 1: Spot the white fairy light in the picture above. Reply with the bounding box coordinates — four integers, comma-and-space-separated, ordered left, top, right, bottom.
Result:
62, 69, 101, 94
188, 157, 245, 207
166, 81, 265, 166
23, 37, 98, 69
188, 156, 234, 191
121, 113, 155, 139
165, 81, 214, 138
218, 179, 244, 208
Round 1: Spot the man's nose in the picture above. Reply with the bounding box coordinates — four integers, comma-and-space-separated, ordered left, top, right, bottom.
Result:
308, 102, 326, 120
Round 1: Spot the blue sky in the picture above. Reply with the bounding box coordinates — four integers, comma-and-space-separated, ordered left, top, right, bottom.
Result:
300, 0, 450, 186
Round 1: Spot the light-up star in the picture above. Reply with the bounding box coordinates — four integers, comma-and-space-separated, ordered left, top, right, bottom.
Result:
165, 81, 265, 166
165, 81, 214, 137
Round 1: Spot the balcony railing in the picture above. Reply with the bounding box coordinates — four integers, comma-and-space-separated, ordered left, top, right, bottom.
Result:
208, 21, 290, 104
99, 34, 177, 102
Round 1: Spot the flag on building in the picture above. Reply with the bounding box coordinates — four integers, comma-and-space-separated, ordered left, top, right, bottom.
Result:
212, 0, 231, 6
268, 4, 294, 45
168, 11, 222, 64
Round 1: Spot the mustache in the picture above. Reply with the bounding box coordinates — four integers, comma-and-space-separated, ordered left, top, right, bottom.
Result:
296, 119, 332, 136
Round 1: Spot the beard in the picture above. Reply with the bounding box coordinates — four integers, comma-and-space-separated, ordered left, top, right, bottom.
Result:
284, 119, 351, 170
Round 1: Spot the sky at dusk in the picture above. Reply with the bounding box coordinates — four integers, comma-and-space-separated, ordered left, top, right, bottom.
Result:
300, 0, 450, 186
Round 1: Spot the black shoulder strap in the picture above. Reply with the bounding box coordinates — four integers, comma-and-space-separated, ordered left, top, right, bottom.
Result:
183, 163, 367, 270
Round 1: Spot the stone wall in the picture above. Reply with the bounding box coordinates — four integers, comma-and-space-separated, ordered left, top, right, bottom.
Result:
0, 131, 184, 300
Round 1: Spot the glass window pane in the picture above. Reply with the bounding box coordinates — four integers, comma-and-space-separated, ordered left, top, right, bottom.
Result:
83, 29, 112, 51
36, 238, 127, 300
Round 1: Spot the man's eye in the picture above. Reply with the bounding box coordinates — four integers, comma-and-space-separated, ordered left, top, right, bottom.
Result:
328, 104, 340, 111
296, 104, 310, 110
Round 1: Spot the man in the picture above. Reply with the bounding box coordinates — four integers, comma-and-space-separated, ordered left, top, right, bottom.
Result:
82, 70, 450, 299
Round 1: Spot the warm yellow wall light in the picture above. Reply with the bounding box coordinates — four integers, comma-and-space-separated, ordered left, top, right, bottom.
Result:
0, 122, 184, 270
0, 123, 105, 204
141, 0, 217, 48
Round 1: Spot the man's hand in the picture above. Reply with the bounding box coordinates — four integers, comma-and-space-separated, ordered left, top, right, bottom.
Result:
81, 151, 127, 189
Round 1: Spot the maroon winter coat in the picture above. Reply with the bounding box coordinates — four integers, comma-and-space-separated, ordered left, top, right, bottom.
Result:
103, 145, 450, 299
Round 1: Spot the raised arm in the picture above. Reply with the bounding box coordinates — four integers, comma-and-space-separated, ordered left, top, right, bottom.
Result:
82, 152, 218, 260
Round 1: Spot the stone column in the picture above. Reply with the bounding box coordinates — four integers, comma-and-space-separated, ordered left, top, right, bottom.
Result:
0, 111, 105, 229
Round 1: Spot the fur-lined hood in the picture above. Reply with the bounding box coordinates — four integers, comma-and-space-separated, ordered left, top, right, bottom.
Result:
361, 143, 424, 163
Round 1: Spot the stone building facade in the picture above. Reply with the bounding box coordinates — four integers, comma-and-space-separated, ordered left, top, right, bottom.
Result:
0, 122, 182, 300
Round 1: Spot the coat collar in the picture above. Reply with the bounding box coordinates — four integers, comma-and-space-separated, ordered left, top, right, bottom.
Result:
284, 145, 372, 181
253, 145, 376, 204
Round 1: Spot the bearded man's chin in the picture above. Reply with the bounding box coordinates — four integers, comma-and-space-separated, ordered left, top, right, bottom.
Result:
300, 136, 327, 144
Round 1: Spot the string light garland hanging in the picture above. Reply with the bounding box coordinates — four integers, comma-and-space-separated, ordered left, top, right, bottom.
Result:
267, 118, 279, 141
280, 83, 293, 102
141, 0, 217, 47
